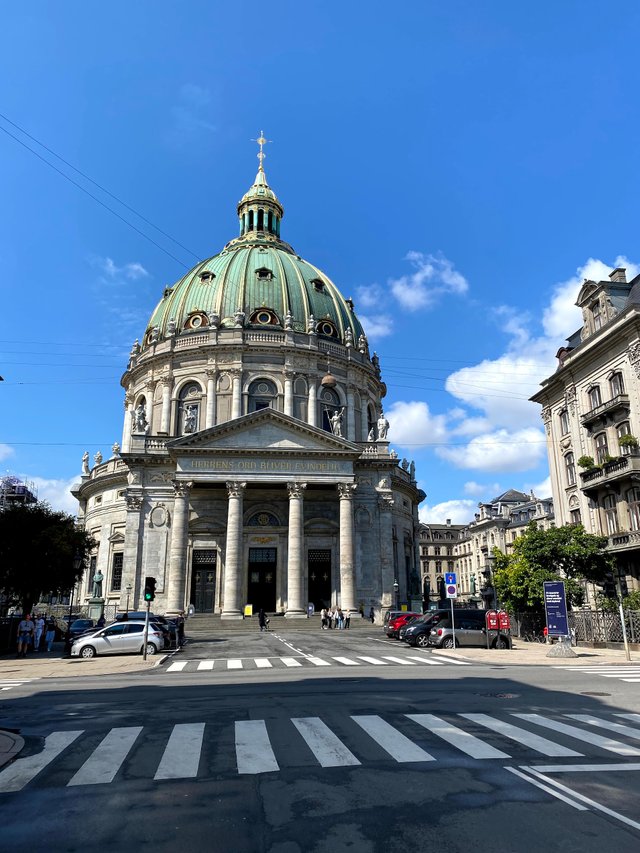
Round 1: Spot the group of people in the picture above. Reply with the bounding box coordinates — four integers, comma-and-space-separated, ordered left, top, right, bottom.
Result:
320, 607, 352, 629
16, 614, 57, 657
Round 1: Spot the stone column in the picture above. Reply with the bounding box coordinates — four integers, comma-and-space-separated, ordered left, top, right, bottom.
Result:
308, 379, 317, 428
221, 481, 246, 618
284, 370, 294, 417
166, 481, 192, 613
205, 368, 217, 428
285, 482, 307, 617
346, 386, 356, 442
231, 370, 242, 420
338, 483, 357, 611
119, 493, 143, 610
122, 394, 134, 452
378, 492, 395, 607
160, 379, 171, 434
361, 398, 369, 441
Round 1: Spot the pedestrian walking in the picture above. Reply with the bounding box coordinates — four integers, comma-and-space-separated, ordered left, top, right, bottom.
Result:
34, 614, 45, 651
258, 609, 268, 632
45, 615, 56, 652
336, 608, 344, 629
320, 608, 328, 629
17, 615, 34, 658
344, 609, 351, 629
369, 606, 375, 624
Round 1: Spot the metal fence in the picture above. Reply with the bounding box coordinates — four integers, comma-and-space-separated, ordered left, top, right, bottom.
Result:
510, 610, 640, 645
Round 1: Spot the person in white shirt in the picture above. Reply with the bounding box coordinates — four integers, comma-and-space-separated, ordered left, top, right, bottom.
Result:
34, 615, 45, 651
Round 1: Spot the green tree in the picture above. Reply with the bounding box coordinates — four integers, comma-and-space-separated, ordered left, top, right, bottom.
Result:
0, 502, 95, 614
493, 522, 612, 615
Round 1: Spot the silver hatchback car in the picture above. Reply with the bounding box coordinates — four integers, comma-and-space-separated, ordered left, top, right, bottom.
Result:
70, 621, 164, 658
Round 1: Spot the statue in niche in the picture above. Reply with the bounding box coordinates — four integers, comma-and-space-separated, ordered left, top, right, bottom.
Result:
92, 569, 104, 599
94, 451, 103, 466
183, 404, 197, 434
207, 311, 220, 329
133, 403, 148, 433
329, 407, 344, 437
234, 309, 245, 328
367, 428, 375, 442
284, 311, 294, 330
377, 412, 389, 440
82, 451, 90, 475
344, 328, 353, 347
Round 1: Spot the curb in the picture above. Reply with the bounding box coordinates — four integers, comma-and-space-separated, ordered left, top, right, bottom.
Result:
0, 729, 25, 769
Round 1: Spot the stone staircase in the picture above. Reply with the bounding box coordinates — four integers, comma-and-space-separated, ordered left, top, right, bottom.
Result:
185, 613, 371, 638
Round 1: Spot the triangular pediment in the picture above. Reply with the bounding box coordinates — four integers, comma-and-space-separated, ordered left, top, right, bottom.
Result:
167, 409, 361, 455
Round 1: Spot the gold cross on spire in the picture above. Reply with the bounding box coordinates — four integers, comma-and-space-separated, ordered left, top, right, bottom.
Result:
251, 130, 272, 170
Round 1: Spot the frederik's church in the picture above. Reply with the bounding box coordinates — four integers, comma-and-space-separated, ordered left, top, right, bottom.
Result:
73, 141, 425, 617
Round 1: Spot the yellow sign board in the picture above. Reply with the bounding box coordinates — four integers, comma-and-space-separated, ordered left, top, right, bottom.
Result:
244, 604, 253, 617
401, 604, 408, 612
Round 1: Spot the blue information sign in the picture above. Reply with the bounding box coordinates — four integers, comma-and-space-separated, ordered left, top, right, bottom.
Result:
445, 572, 457, 585
543, 581, 569, 637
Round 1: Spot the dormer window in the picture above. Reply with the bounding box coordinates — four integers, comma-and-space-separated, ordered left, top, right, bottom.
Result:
256, 268, 273, 281
249, 308, 279, 326
184, 312, 209, 330
198, 271, 216, 283
316, 318, 338, 338
311, 278, 325, 292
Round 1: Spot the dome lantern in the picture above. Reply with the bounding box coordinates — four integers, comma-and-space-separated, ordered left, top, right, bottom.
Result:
237, 132, 284, 239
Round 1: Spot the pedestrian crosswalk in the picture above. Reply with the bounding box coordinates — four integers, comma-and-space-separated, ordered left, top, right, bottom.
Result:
1, 711, 639, 791
165, 653, 470, 673
555, 666, 640, 684
0, 678, 37, 693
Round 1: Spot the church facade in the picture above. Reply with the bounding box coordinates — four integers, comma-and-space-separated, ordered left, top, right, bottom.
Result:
73, 150, 425, 617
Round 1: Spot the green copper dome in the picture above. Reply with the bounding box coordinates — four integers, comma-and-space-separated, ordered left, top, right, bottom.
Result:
144, 165, 365, 347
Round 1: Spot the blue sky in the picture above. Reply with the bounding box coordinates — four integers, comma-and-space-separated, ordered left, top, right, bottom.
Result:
1, 1, 640, 521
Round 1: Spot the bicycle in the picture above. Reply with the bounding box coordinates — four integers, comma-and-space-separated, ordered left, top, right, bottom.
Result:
522, 632, 546, 643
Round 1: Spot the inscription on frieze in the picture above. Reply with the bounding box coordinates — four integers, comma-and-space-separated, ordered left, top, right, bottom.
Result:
179, 456, 350, 475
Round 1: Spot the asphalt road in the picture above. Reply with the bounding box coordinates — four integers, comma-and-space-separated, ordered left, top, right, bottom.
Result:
1, 628, 639, 853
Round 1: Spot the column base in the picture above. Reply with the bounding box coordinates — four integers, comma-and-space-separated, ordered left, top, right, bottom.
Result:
284, 610, 307, 619
221, 611, 244, 620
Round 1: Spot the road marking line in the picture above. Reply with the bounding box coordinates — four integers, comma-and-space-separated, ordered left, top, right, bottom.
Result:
460, 714, 582, 757
429, 656, 471, 665
530, 762, 640, 773
352, 715, 435, 762
506, 767, 587, 811
254, 658, 273, 668
381, 656, 416, 665
68, 727, 143, 786
405, 656, 443, 665
567, 714, 640, 741
0, 730, 83, 792
618, 713, 640, 724
235, 720, 279, 774
512, 714, 640, 756
587, 672, 640, 678
292, 717, 361, 767
525, 766, 640, 832
280, 657, 303, 667
406, 714, 510, 759
622, 678, 640, 682
332, 657, 359, 666
307, 657, 331, 666
227, 660, 243, 669
357, 656, 387, 665
167, 661, 188, 672
154, 723, 205, 779
197, 661, 215, 671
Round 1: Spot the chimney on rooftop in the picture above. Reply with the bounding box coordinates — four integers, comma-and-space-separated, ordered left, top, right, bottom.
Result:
446, 518, 451, 526
609, 268, 627, 283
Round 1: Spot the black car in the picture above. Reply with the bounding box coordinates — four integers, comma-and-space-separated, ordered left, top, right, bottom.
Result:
402, 610, 451, 647
64, 618, 96, 651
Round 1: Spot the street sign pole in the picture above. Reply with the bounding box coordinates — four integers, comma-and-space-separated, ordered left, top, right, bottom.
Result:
616, 574, 632, 662
450, 597, 455, 648
445, 572, 457, 648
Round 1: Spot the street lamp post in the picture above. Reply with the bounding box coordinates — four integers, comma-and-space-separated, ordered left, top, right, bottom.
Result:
125, 584, 132, 619
66, 551, 83, 653
393, 580, 399, 611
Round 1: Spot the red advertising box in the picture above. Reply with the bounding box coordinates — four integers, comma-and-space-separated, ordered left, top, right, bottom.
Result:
498, 610, 510, 631
486, 610, 499, 631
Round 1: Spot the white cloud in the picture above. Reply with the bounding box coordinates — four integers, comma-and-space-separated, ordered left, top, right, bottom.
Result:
356, 283, 384, 310
450, 416, 492, 437
389, 251, 469, 311
419, 500, 476, 525
523, 475, 552, 499
359, 313, 393, 339
386, 400, 448, 448
463, 480, 502, 497
98, 257, 149, 281
0, 444, 14, 461
436, 427, 547, 473
26, 476, 80, 515
168, 84, 217, 141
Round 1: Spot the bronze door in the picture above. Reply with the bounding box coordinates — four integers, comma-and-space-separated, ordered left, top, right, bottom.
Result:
190, 551, 216, 612
247, 548, 276, 612
308, 549, 331, 609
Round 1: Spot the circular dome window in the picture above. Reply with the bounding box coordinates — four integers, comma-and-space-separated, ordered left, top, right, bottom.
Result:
318, 320, 337, 338
257, 311, 272, 325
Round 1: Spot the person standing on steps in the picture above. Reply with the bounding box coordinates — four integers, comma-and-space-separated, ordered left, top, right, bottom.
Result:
369, 606, 375, 624
258, 609, 267, 632
344, 609, 351, 629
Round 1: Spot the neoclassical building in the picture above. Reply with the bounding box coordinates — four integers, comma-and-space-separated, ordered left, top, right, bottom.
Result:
73, 150, 425, 617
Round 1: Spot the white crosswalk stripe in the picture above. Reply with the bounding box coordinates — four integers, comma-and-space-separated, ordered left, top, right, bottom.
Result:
167, 661, 188, 672
381, 656, 416, 665
162, 654, 474, 673
554, 666, 640, 684
331, 656, 359, 666
0, 679, 37, 692
307, 656, 331, 666
2, 711, 640, 789
357, 656, 387, 665
197, 660, 214, 671
254, 658, 273, 668
280, 657, 302, 667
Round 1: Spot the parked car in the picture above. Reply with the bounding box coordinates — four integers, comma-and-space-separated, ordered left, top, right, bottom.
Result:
403, 610, 452, 647
64, 618, 96, 651
382, 610, 407, 629
385, 612, 421, 639
428, 610, 511, 649
70, 620, 164, 658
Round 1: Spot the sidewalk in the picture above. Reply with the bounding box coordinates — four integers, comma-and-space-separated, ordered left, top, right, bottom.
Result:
0, 643, 163, 680
0, 729, 24, 769
437, 640, 638, 666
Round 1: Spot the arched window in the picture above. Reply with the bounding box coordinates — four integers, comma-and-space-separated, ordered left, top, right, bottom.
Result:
248, 210, 254, 231
588, 385, 602, 409
594, 431, 609, 464
248, 378, 277, 413
257, 209, 264, 231
565, 452, 576, 486
178, 383, 201, 435
627, 487, 640, 531
617, 421, 633, 455
319, 387, 340, 432
367, 404, 376, 439
610, 372, 625, 397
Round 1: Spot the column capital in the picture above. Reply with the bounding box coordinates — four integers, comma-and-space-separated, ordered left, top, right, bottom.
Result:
287, 482, 307, 499
337, 482, 357, 500
124, 491, 143, 512
173, 480, 193, 498
205, 367, 217, 379
158, 375, 172, 389
124, 393, 133, 409
226, 481, 247, 499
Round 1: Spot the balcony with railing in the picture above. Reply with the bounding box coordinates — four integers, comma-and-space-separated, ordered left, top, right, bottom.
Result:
579, 451, 640, 495
580, 393, 630, 428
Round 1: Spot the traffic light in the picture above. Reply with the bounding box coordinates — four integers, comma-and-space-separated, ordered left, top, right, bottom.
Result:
601, 571, 616, 599
144, 576, 156, 602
